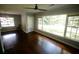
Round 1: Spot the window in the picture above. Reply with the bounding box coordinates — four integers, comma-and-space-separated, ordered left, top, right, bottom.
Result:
38, 15, 67, 36
37, 14, 79, 42
66, 16, 79, 41
0, 17, 15, 27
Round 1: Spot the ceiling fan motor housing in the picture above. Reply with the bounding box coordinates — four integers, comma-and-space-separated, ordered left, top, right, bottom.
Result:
35, 4, 38, 9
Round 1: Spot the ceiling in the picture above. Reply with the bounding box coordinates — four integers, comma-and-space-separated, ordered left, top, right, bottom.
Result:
0, 4, 69, 14
0, 4, 51, 14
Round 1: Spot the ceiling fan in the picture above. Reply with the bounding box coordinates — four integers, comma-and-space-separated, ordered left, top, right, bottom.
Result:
24, 4, 47, 11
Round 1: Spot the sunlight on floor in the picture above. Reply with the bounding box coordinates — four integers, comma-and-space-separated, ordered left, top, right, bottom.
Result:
2, 33, 17, 49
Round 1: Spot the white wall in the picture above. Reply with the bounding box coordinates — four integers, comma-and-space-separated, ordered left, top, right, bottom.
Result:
27, 15, 34, 33
21, 12, 34, 33
21, 12, 27, 33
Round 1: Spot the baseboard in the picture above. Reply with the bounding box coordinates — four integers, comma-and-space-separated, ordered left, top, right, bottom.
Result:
1, 30, 17, 35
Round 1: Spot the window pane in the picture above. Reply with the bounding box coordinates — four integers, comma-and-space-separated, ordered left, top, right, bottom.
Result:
76, 28, 79, 41
0, 17, 15, 27
38, 18, 42, 30
66, 27, 71, 38
71, 28, 77, 39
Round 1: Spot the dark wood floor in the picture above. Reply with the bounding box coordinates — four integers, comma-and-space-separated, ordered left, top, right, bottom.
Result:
1, 30, 79, 54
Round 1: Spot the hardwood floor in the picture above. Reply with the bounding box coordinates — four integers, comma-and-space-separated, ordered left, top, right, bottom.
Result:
1, 30, 79, 54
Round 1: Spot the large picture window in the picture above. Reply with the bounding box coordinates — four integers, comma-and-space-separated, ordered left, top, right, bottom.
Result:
42, 15, 67, 36
0, 17, 15, 27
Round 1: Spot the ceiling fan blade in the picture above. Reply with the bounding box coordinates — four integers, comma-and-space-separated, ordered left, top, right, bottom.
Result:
50, 4, 55, 6
37, 9, 47, 11
24, 7, 35, 9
